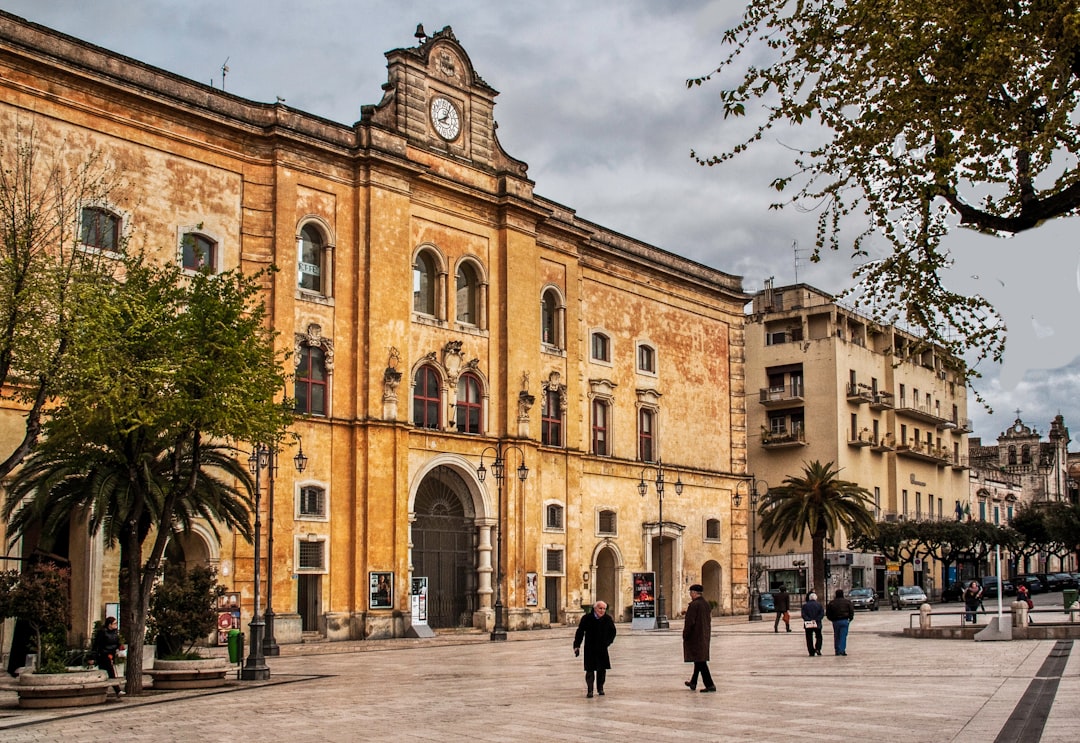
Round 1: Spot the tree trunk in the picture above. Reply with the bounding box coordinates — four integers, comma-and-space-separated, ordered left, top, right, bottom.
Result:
812, 531, 826, 599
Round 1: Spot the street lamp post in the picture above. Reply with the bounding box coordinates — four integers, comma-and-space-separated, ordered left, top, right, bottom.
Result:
733, 476, 769, 622
639, 460, 682, 630
477, 441, 529, 641
262, 440, 308, 657
242, 439, 308, 678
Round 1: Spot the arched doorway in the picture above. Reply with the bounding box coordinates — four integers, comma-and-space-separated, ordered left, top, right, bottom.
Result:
701, 560, 722, 615
595, 546, 618, 611
412, 467, 478, 628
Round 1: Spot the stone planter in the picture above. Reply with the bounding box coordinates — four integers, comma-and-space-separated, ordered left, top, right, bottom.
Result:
147, 658, 230, 689
17, 669, 114, 709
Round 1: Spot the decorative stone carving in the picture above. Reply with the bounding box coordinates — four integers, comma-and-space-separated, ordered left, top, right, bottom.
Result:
383, 347, 403, 402
295, 323, 335, 371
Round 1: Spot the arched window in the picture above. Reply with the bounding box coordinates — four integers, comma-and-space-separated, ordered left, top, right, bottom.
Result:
1021, 445, 1031, 465
456, 371, 483, 434
637, 344, 656, 373
541, 287, 564, 348
1008, 446, 1017, 465
182, 232, 216, 272
80, 206, 120, 251
414, 251, 437, 316
298, 224, 325, 293
295, 345, 327, 416
413, 365, 441, 429
456, 261, 478, 325
591, 332, 611, 363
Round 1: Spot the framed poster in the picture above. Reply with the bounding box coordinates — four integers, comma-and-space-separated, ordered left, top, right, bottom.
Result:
411, 577, 428, 623
216, 592, 241, 644
525, 572, 538, 606
370, 571, 393, 609
632, 572, 656, 619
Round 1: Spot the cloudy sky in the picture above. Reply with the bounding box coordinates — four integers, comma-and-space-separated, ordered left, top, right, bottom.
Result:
6, 0, 1080, 446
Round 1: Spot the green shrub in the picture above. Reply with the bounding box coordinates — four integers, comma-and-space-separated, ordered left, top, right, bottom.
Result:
147, 564, 223, 657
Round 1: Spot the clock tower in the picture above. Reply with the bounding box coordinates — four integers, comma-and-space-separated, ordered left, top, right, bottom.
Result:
362, 25, 527, 177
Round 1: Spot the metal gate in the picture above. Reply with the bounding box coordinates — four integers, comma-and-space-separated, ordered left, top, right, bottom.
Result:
412, 468, 476, 628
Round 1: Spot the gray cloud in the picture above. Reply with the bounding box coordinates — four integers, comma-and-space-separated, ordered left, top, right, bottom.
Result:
4, 0, 1076, 442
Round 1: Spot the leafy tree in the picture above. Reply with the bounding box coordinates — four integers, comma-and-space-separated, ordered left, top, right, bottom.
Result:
4, 252, 292, 694
757, 460, 876, 597
0, 564, 71, 672
690, 2, 1080, 375
0, 127, 123, 479
147, 564, 225, 658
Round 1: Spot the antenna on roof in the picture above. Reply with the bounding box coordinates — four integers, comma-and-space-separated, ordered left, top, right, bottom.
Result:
792, 240, 809, 283
221, 57, 230, 90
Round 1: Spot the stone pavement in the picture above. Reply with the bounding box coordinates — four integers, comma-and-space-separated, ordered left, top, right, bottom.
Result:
0, 608, 1077, 742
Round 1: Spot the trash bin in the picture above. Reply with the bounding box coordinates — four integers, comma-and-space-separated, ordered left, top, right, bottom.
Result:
227, 629, 242, 664
1063, 589, 1078, 612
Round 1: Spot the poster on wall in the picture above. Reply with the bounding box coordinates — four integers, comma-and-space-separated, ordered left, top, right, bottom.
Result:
370, 571, 393, 609
525, 572, 538, 606
216, 592, 241, 645
632, 572, 656, 619
410, 577, 428, 623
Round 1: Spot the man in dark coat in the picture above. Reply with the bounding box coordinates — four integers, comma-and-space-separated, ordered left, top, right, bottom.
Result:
800, 592, 825, 656
573, 600, 616, 697
682, 584, 715, 692
773, 585, 791, 632
826, 589, 855, 656
92, 616, 122, 694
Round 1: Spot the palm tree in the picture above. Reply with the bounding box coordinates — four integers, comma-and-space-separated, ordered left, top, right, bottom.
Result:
757, 460, 877, 598
3, 425, 253, 693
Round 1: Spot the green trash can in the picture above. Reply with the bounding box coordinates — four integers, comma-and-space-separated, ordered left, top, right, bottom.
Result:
1063, 589, 1078, 613
227, 629, 242, 663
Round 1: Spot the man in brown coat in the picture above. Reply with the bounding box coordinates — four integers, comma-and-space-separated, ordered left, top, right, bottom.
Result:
682, 584, 715, 692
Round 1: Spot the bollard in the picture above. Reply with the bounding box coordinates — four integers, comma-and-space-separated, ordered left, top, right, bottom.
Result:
919, 602, 932, 629
1069, 600, 1079, 624
1012, 600, 1028, 627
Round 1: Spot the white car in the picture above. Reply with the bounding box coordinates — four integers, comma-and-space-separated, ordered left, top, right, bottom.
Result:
893, 585, 929, 609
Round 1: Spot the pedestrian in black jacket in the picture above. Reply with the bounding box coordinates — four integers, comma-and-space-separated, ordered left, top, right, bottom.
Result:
826, 590, 856, 656
773, 585, 791, 632
92, 617, 122, 694
801, 592, 825, 656
573, 601, 616, 697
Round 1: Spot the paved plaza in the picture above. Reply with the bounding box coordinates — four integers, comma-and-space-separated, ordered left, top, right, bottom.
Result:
1, 606, 1077, 742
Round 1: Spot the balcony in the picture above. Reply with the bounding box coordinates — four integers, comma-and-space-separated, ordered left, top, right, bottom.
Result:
869, 392, 894, 410
762, 428, 808, 448
759, 384, 805, 407
952, 455, 970, 470
895, 401, 950, 427
845, 383, 873, 405
870, 434, 896, 453
847, 428, 873, 447
895, 441, 949, 464
954, 417, 973, 433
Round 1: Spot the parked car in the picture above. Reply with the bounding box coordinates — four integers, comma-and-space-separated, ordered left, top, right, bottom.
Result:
1051, 573, 1078, 590
848, 587, 879, 611
758, 591, 775, 613
892, 585, 929, 609
1012, 574, 1045, 594
981, 576, 1015, 598
1036, 572, 1064, 591
941, 581, 967, 602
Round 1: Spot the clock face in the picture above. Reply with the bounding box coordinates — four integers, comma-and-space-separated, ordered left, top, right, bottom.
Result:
430, 97, 460, 140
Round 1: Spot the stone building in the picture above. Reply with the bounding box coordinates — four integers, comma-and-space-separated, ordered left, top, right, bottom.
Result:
0, 13, 752, 645
744, 282, 971, 598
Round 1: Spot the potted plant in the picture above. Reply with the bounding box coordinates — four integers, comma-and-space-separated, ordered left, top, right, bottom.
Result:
145, 564, 230, 689
0, 564, 112, 707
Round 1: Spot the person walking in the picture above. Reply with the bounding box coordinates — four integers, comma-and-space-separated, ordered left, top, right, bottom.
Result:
962, 580, 983, 624
682, 584, 715, 693
573, 600, 616, 698
801, 591, 825, 656
92, 616, 122, 695
825, 589, 855, 656
773, 585, 791, 632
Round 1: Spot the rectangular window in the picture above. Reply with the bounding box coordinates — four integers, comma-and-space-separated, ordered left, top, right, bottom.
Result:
295, 346, 327, 416
545, 549, 564, 574
638, 345, 656, 373
591, 333, 610, 362
297, 541, 325, 571
638, 408, 655, 462
592, 399, 609, 456
902, 490, 909, 518
545, 504, 564, 530
705, 518, 721, 541
874, 487, 881, 519
542, 389, 563, 447
597, 510, 617, 536
850, 413, 858, 440
299, 486, 326, 518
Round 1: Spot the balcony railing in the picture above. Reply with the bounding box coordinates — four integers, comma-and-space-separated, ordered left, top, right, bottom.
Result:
846, 383, 873, 404
869, 392, 894, 410
762, 428, 808, 448
895, 441, 950, 464
848, 428, 873, 447
895, 401, 950, 426
759, 384, 805, 407
870, 434, 896, 452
